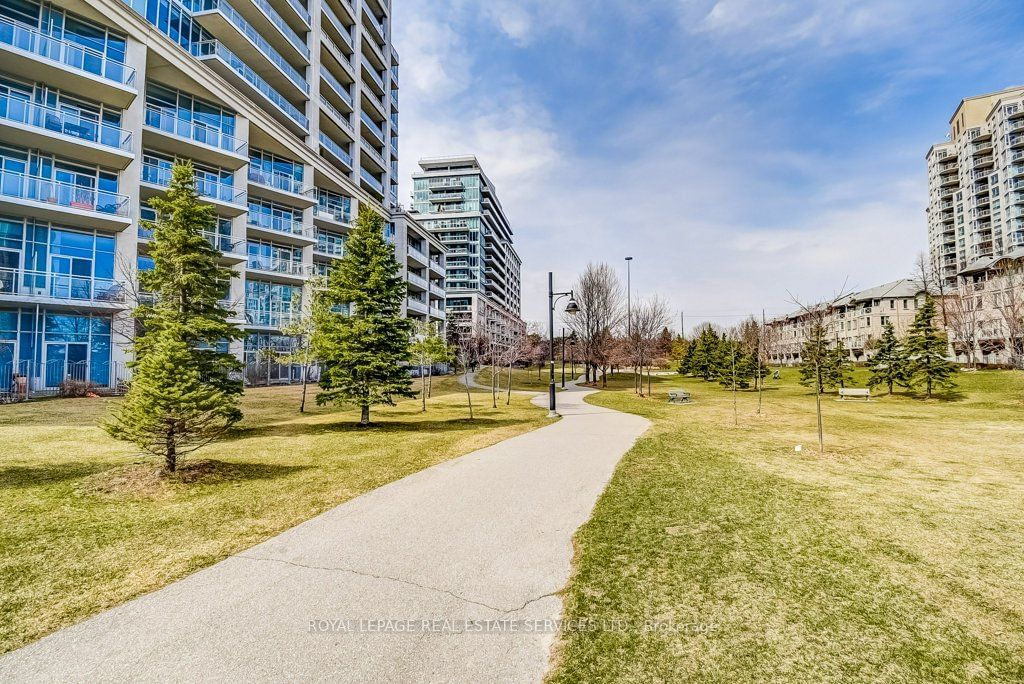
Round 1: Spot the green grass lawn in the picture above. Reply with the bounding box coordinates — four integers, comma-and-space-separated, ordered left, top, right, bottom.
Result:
0, 377, 550, 655
548, 368, 1024, 683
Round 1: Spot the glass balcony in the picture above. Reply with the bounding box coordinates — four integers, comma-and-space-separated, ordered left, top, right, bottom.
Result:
322, 2, 354, 51
246, 257, 309, 277
319, 132, 353, 168
192, 40, 308, 131
360, 168, 383, 194
314, 236, 345, 257
0, 18, 136, 90
0, 267, 126, 304
142, 163, 246, 206
249, 0, 309, 59
245, 309, 298, 328
0, 96, 132, 153
247, 211, 312, 238
360, 110, 385, 141
314, 201, 351, 225
144, 106, 245, 155
320, 98, 353, 136
360, 54, 385, 90
321, 68, 353, 108
0, 168, 129, 216
248, 166, 306, 195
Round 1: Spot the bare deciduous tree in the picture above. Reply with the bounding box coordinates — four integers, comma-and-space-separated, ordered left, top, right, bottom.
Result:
627, 296, 671, 396
567, 263, 624, 387
990, 262, 1024, 368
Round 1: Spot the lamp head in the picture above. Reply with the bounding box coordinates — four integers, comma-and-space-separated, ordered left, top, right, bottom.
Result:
565, 299, 580, 315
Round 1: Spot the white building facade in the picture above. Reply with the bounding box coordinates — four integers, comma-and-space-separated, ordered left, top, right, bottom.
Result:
0, 0, 414, 394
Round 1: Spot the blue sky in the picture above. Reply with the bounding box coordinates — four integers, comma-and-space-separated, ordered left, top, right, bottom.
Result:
393, 0, 1024, 329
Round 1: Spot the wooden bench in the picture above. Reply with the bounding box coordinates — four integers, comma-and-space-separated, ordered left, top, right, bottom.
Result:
668, 389, 691, 404
838, 388, 870, 401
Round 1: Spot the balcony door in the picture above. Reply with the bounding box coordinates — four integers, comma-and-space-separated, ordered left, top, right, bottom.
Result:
49, 253, 92, 299
0, 248, 17, 295
44, 341, 88, 388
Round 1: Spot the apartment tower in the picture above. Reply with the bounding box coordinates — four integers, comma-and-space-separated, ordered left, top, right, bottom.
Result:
926, 86, 1024, 287
411, 155, 523, 344
0, 0, 435, 394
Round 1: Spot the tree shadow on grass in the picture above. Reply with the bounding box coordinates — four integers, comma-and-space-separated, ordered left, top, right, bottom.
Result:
226, 416, 528, 441
0, 462, 106, 489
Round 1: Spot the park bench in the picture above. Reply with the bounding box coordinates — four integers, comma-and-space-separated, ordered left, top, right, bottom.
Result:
668, 389, 691, 404
838, 388, 870, 401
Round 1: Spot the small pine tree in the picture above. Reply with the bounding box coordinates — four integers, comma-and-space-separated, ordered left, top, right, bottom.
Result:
688, 326, 721, 381
824, 338, 853, 389
313, 205, 414, 425
104, 161, 242, 472
905, 297, 958, 398
867, 322, 908, 395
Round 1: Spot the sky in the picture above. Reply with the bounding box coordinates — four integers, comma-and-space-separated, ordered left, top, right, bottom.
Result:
392, 0, 1024, 331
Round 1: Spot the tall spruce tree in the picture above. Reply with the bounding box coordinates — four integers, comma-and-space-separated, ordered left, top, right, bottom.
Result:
825, 338, 853, 389
313, 205, 413, 425
798, 323, 832, 393
867, 321, 908, 395
905, 297, 958, 398
104, 161, 242, 472
688, 326, 721, 381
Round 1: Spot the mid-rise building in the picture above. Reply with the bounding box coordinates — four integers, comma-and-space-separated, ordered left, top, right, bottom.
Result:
389, 209, 447, 332
767, 279, 927, 365
411, 155, 523, 345
0, 0, 419, 395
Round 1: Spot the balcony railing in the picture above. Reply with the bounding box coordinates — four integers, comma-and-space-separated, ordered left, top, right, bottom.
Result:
192, 40, 308, 130
314, 202, 351, 224
365, 9, 387, 42
248, 166, 307, 195
407, 245, 427, 261
321, 68, 353, 107
360, 168, 383, 193
250, 0, 308, 58
245, 309, 298, 328
360, 54, 384, 89
246, 257, 310, 276
319, 132, 352, 167
0, 18, 136, 88
190, 0, 308, 93
0, 96, 133, 152
361, 138, 386, 166
360, 110, 385, 140
144, 106, 245, 154
314, 238, 345, 257
139, 225, 242, 254
322, 2, 354, 50
0, 169, 129, 216
0, 267, 126, 303
142, 163, 246, 205
320, 98, 353, 134
248, 212, 311, 238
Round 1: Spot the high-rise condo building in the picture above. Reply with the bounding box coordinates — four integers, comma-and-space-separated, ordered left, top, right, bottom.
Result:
411, 156, 523, 344
926, 86, 1024, 288
0, 0, 433, 395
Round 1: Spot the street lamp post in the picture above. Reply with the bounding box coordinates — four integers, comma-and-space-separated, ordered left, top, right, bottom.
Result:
548, 272, 579, 417
561, 327, 566, 389
625, 256, 633, 338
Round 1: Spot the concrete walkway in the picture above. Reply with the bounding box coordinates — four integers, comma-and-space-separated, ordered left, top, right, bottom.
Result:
0, 383, 649, 683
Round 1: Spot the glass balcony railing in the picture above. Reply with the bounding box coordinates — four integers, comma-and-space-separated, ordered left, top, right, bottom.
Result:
0, 96, 133, 152
360, 168, 383, 194
314, 201, 351, 224
247, 211, 311, 238
245, 309, 298, 328
138, 225, 241, 254
319, 132, 352, 167
192, 40, 308, 130
142, 163, 246, 205
251, 0, 308, 59
0, 267, 126, 303
314, 237, 345, 256
144, 106, 245, 154
189, 0, 308, 93
0, 18, 136, 88
361, 139, 385, 167
360, 54, 384, 89
360, 110, 385, 141
248, 166, 306, 195
246, 257, 309, 276
365, 10, 387, 42
0, 168, 129, 216
282, 0, 311, 26
320, 98, 353, 133
322, 3, 354, 50
321, 68, 353, 107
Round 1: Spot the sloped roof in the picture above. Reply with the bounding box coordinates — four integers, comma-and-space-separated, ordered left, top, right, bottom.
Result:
847, 279, 925, 303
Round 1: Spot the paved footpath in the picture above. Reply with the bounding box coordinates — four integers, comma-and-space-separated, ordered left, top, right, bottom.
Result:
1, 382, 649, 683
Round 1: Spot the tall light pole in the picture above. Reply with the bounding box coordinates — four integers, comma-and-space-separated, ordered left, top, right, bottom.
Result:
548, 272, 578, 417
625, 256, 633, 338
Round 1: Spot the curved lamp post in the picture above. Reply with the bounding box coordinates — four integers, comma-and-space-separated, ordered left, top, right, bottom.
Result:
548, 272, 579, 417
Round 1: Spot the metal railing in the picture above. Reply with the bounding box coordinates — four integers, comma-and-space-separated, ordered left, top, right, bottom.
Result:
247, 211, 311, 237
192, 40, 308, 130
0, 18, 136, 88
246, 257, 310, 276
320, 98, 353, 133
0, 168, 130, 216
319, 132, 353, 167
314, 238, 345, 257
245, 309, 299, 328
0, 96, 133, 152
322, 2, 354, 50
360, 168, 383, 193
0, 359, 129, 401
360, 110, 385, 141
139, 225, 242, 254
313, 201, 351, 224
0, 267, 126, 302
144, 106, 245, 154
320, 68, 353, 107
250, 0, 308, 58
142, 163, 246, 205
248, 165, 307, 195
360, 54, 384, 89
360, 138, 386, 166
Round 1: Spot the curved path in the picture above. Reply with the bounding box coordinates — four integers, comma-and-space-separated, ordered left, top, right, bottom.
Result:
0, 382, 649, 683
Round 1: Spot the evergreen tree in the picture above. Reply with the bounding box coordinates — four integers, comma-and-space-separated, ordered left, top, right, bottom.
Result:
867, 321, 908, 395
688, 326, 722, 381
905, 297, 958, 398
824, 338, 853, 389
313, 205, 413, 425
104, 161, 242, 472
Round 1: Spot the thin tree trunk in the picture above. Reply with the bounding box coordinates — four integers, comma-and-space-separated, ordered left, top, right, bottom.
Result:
421, 361, 427, 412
360, 404, 370, 426
464, 367, 474, 420
506, 361, 513, 405
815, 361, 824, 453
165, 425, 176, 473
300, 365, 308, 413
427, 364, 433, 398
